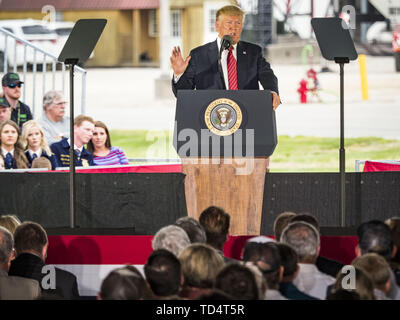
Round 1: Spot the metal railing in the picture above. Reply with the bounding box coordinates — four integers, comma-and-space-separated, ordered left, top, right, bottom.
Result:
0, 26, 86, 116
355, 160, 400, 172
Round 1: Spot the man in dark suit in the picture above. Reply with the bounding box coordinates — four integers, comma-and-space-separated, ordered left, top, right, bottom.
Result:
170, 5, 281, 110
8, 221, 80, 299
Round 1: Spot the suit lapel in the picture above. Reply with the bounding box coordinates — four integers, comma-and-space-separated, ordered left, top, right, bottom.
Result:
208, 40, 224, 89
236, 41, 248, 89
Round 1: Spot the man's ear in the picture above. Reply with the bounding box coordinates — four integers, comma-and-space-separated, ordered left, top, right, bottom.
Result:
42, 243, 49, 261
279, 266, 284, 282
392, 245, 397, 259
355, 245, 361, 258
97, 293, 102, 300
317, 245, 321, 256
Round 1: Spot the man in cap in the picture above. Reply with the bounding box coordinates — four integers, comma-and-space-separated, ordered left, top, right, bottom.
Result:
1, 72, 33, 129
0, 97, 12, 122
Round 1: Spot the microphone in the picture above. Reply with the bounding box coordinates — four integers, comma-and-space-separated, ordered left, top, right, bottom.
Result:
218, 35, 233, 90
221, 35, 234, 52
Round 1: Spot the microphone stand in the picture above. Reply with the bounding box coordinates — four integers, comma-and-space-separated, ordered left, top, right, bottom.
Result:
218, 45, 227, 90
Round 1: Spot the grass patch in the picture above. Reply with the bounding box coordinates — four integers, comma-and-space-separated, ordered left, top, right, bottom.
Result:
110, 130, 400, 172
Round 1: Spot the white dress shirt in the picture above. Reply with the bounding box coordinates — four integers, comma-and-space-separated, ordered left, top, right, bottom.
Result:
28, 148, 41, 159
1, 148, 14, 157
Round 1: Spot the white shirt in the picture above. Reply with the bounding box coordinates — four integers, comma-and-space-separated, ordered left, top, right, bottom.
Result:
28, 148, 41, 159
293, 263, 335, 300
173, 37, 237, 90
67, 139, 83, 154
264, 289, 288, 300
1, 148, 14, 157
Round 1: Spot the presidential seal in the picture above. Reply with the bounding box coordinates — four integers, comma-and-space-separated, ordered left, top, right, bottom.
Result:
204, 98, 242, 136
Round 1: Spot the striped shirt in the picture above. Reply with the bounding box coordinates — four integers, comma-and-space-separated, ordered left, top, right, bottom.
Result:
93, 146, 129, 166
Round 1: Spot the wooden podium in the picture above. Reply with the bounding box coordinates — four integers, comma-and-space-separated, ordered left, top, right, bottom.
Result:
174, 90, 277, 235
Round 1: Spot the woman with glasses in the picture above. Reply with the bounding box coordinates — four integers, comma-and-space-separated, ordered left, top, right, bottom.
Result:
1, 72, 33, 130
87, 121, 129, 166
0, 120, 29, 169
20, 120, 57, 170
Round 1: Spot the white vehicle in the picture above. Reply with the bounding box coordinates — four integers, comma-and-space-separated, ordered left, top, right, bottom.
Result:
0, 19, 59, 70
366, 21, 393, 44
46, 21, 75, 57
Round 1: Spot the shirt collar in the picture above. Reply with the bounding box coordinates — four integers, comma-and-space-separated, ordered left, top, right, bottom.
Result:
28, 148, 41, 158
67, 139, 83, 153
1, 148, 14, 157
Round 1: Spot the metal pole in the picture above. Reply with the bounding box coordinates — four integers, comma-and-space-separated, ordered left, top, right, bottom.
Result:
69, 63, 76, 228
339, 62, 346, 227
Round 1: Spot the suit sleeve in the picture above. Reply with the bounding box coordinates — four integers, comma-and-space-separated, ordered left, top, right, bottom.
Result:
257, 47, 279, 95
171, 50, 197, 97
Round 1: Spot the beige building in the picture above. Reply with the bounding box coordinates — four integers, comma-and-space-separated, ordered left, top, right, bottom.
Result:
0, 0, 236, 67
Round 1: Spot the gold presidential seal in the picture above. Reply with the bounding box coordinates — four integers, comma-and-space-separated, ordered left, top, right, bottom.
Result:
204, 98, 242, 136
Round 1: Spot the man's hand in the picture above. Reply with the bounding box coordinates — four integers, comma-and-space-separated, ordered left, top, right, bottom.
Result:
170, 46, 191, 77
271, 91, 281, 110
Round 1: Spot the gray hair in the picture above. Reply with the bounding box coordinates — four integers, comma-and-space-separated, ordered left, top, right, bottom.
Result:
0, 226, 13, 265
280, 221, 320, 263
152, 225, 191, 257
43, 90, 65, 110
175, 216, 207, 244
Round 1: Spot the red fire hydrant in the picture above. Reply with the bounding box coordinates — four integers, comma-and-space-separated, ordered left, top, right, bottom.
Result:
297, 79, 308, 103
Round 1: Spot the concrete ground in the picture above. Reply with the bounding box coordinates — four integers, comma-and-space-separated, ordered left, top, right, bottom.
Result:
21, 55, 400, 139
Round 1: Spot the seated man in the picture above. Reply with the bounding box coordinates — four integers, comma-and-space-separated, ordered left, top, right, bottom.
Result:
38, 91, 69, 145
0, 97, 12, 122
50, 115, 95, 167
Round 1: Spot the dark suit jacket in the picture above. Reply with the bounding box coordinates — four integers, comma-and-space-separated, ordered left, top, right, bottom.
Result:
25, 150, 58, 170
172, 40, 279, 97
8, 253, 80, 300
316, 255, 344, 278
50, 138, 95, 167
279, 282, 319, 300
0, 269, 41, 300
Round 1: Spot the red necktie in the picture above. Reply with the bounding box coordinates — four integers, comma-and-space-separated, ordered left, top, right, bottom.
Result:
227, 47, 238, 90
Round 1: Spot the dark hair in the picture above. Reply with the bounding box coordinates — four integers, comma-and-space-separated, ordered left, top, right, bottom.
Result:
0, 120, 28, 169
357, 220, 393, 260
87, 121, 111, 153
290, 213, 320, 231
327, 289, 361, 300
273, 212, 296, 241
13, 221, 48, 256
100, 266, 148, 300
175, 216, 206, 244
276, 243, 298, 277
215, 263, 259, 300
197, 289, 234, 300
386, 217, 400, 263
199, 206, 230, 250
144, 249, 181, 297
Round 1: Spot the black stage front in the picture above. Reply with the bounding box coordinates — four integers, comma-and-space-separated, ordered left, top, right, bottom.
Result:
1, 172, 399, 235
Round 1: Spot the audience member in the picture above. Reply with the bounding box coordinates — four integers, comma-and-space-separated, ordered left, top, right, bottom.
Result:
98, 265, 151, 300
197, 289, 234, 300
175, 216, 206, 244
273, 211, 296, 241
179, 243, 224, 299
50, 115, 95, 167
242, 241, 286, 300
38, 90, 69, 145
385, 216, 400, 285
8, 221, 80, 299
352, 253, 392, 300
1, 72, 33, 129
0, 214, 21, 234
215, 263, 260, 300
0, 120, 28, 169
0, 226, 40, 300
32, 157, 52, 170
356, 220, 400, 300
242, 261, 267, 299
332, 266, 375, 300
0, 97, 12, 122
21, 120, 57, 170
276, 243, 318, 300
0, 154, 4, 170
152, 225, 190, 258
280, 221, 335, 299
144, 249, 182, 299
290, 213, 344, 277
87, 121, 129, 166
327, 289, 361, 300
199, 206, 233, 263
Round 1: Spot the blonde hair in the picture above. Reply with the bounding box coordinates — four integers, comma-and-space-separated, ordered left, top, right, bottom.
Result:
74, 114, 94, 127
216, 5, 245, 21
0, 215, 21, 234
20, 120, 52, 155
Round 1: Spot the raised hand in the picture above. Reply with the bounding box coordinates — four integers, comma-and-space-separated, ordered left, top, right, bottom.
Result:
170, 46, 191, 76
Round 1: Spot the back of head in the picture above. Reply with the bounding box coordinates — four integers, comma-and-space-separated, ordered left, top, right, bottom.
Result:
197, 289, 234, 300
327, 289, 361, 300
357, 220, 393, 260
99, 266, 148, 300
32, 157, 52, 170
0, 215, 21, 234
144, 249, 181, 297
352, 253, 391, 291
175, 216, 206, 244
179, 243, 224, 289
13, 221, 48, 257
0, 226, 13, 265
242, 242, 281, 289
276, 243, 298, 279
280, 221, 320, 263
152, 225, 190, 257
199, 206, 230, 250
290, 213, 320, 231
273, 211, 296, 241
333, 266, 375, 300
215, 263, 259, 300
385, 217, 400, 263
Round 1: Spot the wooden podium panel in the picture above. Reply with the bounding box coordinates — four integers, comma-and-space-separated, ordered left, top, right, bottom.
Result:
182, 157, 269, 235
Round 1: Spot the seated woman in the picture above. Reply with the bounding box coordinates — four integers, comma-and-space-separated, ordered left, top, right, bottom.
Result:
87, 121, 129, 166
21, 120, 57, 170
0, 120, 28, 169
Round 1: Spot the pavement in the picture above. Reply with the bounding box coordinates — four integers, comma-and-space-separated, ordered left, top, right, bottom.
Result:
21, 55, 400, 139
